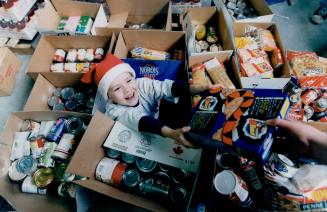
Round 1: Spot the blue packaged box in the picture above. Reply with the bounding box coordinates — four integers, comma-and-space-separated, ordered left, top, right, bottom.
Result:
189, 89, 290, 163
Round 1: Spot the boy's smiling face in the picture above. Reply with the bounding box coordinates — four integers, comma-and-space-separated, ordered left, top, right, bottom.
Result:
107, 72, 139, 106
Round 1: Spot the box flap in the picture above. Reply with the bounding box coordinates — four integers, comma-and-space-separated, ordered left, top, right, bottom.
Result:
113, 32, 129, 59
188, 6, 216, 25
107, 12, 129, 28
91, 5, 109, 35
36, 0, 61, 32
52, 0, 99, 17
188, 51, 233, 67
165, 1, 172, 31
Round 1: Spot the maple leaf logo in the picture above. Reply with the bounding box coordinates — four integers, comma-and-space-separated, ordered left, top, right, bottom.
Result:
173, 146, 183, 155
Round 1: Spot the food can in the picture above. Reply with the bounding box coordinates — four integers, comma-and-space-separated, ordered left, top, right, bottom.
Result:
154, 171, 171, 185
94, 48, 104, 60
61, 87, 75, 101
48, 96, 61, 108
289, 95, 302, 109
214, 170, 253, 208
20, 120, 39, 132
121, 152, 137, 164
53, 49, 66, 63
139, 179, 169, 199
16, 155, 38, 175
106, 148, 121, 159
39, 142, 57, 167
53, 88, 62, 97
273, 154, 298, 178
136, 158, 157, 173
290, 87, 302, 96
65, 100, 76, 111
33, 167, 54, 188
86, 97, 95, 109
58, 182, 78, 199
55, 163, 75, 182
53, 102, 65, 111
239, 157, 263, 191
47, 118, 66, 143
65, 117, 85, 135
38, 121, 56, 138
172, 169, 189, 184
8, 160, 27, 181
216, 152, 238, 170
122, 169, 141, 187
95, 157, 127, 186
21, 176, 47, 195
30, 137, 45, 158
170, 186, 188, 204
301, 89, 318, 105
85, 49, 95, 62
52, 133, 75, 160
27, 120, 41, 140
158, 163, 171, 172
10, 131, 30, 161
304, 106, 314, 120
74, 92, 86, 103
313, 98, 327, 113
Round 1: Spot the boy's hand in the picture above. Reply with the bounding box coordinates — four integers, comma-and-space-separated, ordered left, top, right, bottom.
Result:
161, 126, 197, 148
190, 84, 223, 95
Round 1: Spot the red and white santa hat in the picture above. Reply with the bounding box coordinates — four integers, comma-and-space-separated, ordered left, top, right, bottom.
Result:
81, 54, 135, 113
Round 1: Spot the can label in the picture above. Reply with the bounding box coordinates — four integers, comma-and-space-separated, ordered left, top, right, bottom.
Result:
39, 142, 57, 167
47, 118, 65, 143
301, 89, 318, 105
58, 182, 77, 199
10, 131, 30, 161
38, 121, 56, 138
28, 121, 41, 141
8, 160, 27, 181
30, 137, 45, 158
52, 133, 75, 160
21, 176, 47, 195
96, 157, 126, 186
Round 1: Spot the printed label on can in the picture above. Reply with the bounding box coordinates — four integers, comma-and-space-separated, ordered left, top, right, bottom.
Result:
28, 122, 41, 140
38, 121, 56, 138
10, 131, 30, 161
8, 160, 27, 181
39, 142, 57, 167
52, 133, 75, 160
21, 176, 47, 195
30, 137, 45, 158
96, 157, 126, 186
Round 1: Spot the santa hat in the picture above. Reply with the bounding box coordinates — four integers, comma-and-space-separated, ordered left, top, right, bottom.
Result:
81, 54, 136, 113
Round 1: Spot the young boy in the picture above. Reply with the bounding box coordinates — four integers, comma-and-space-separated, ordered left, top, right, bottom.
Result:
81, 54, 218, 147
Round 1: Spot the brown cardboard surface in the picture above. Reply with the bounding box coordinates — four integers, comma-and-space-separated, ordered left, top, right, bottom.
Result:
26, 35, 113, 80
188, 51, 233, 67
67, 112, 170, 211
0, 47, 21, 96
0, 111, 91, 212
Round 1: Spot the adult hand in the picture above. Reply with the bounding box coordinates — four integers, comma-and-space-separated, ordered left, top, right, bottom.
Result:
161, 126, 196, 148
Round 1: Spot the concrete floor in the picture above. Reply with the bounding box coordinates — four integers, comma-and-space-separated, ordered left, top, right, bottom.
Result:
0, 0, 326, 209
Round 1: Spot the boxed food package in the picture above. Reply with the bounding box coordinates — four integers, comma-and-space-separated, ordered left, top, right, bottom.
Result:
221, 0, 273, 23
225, 22, 291, 89
95, 0, 171, 35
24, 75, 96, 114
171, 0, 202, 14
26, 34, 115, 81
182, 6, 233, 56
0, 111, 91, 211
0, 47, 21, 96
67, 112, 200, 211
35, 0, 107, 35
0, 0, 36, 21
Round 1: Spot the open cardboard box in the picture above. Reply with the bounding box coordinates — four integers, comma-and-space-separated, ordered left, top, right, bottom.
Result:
220, 0, 273, 23
225, 22, 291, 89
95, 0, 172, 36
67, 112, 199, 211
36, 0, 107, 35
182, 6, 234, 57
0, 47, 21, 96
26, 34, 116, 81
0, 111, 92, 211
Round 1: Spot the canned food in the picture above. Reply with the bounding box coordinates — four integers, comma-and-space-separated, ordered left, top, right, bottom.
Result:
33, 168, 54, 188
172, 169, 189, 184
106, 148, 121, 159
301, 89, 318, 105
290, 87, 302, 96
22, 176, 47, 195
48, 96, 61, 108
53, 49, 66, 63
51, 133, 75, 161
214, 170, 253, 208
304, 106, 314, 120
65, 100, 76, 111
86, 97, 95, 109
74, 92, 86, 103
216, 152, 238, 170
273, 154, 298, 178
121, 152, 137, 164
16, 155, 38, 175
170, 186, 188, 204
53, 88, 62, 97
38, 121, 56, 138
20, 120, 40, 132
313, 98, 327, 112
30, 137, 45, 158
289, 95, 302, 109
47, 118, 66, 143
39, 142, 57, 167
52, 102, 65, 111
154, 171, 171, 185
122, 169, 141, 187
64, 117, 85, 135
158, 163, 171, 172
55, 163, 75, 182
61, 87, 75, 101
58, 182, 78, 199
8, 160, 27, 181
10, 131, 30, 161
139, 179, 169, 199
95, 157, 127, 186
136, 158, 157, 173
239, 157, 263, 191
28, 121, 41, 141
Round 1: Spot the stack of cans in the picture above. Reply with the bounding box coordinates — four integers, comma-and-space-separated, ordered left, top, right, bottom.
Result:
95, 148, 194, 208
8, 117, 87, 198
47, 85, 96, 113
224, 0, 258, 20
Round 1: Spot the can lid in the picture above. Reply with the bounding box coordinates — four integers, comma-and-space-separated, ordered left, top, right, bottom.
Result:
214, 170, 237, 195
172, 169, 189, 184
277, 154, 295, 167
122, 169, 140, 187
170, 186, 187, 203
33, 168, 54, 188
136, 158, 157, 173
8, 160, 27, 181
55, 163, 68, 181
106, 148, 121, 159
158, 163, 170, 172
16, 155, 37, 175
317, 98, 327, 108
20, 120, 31, 131
121, 153, 137, 164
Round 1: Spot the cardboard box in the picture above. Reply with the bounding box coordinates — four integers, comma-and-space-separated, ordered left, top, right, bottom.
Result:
67, 112, 198, 211
182, 6, 234, 57
36, 0, 107, 35
0, 47, 21, 96
0, 111, 91, 212
95, 0, 172, 35
26, 34, 115, 81
219, 0, 274, 23
0, 0, 36, 21
225, 22, 291, 89
171, 1, 202, 14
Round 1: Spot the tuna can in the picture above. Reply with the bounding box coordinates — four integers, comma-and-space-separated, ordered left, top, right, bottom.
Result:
61, 87, 75, 101
58, 182, 78, 199
53, 88, 62, 97
65, 117, 85, 135
65, 100, 76, 111
33, 167, 54, 188
214, 170, 253, 208
74, 92, 86, 103
304, 106, 314, 120
170, 186, 188, 204
48, 96, 61, 108
95, 157, 127, 186
313, 98, 327, 113
53, 102, 65, 111
158, 163, 171, 172
172, 169, 189, 184
301, 89, 318, 105
20, 120, 40, 132
39, 142, 57, 167
8, 160, 27, 181
273, 154, 298, 178
55, 163, 75, 182
154, 171, 171, 185
122, 168, 141, 187
51, 133, 75, 161
289, 95, 302, 109
216, 152, 238, 170
106, 148, 121, 159
121, 152, 137, 164
136, 158, 157, 173
38, 121, 56, 138
30, 137, 45, 158
16, 155, 38, 175
21, 176, 47, 195
47, 118, 66, 143
139, 179, 169, 199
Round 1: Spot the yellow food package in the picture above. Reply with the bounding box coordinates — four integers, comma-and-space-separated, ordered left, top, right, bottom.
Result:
191, 64, 207, 85
258, 29, 277, 52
